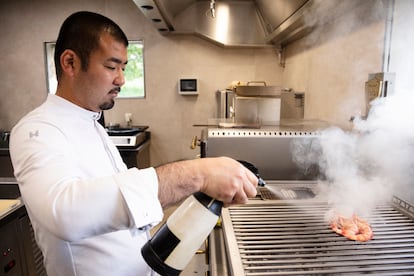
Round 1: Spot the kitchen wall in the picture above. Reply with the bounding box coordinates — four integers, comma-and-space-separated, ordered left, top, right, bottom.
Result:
389, 0, 414, 94
0, 0, 282, 166
0, 0, 396, 167
283, 0, 389, 126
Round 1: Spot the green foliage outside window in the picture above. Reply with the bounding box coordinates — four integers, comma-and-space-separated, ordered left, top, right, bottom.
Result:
120, 41, 145, 98
45, 40, 145, 98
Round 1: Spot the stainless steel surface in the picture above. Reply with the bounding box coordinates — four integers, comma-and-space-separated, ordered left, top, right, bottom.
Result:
132, 0, 312, 47
233, 97, 282, 125
233, 82, 281, 97
365, 72, 396, 116
108, 131, 147, 147
218, 181, 414, 275
205, 122, 327, 180
280, 91, 305, 119
216, 90, 305, 121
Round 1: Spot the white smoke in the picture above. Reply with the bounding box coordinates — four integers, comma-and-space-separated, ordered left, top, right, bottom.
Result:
296, 92, 414, 218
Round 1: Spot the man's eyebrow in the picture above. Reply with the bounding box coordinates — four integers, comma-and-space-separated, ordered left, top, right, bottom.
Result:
107, 57, 128, 65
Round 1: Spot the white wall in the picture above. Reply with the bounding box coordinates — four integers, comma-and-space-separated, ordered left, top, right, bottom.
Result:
2, 0, 405, 166
0, 0, 282, 166
282, 0, 389, 127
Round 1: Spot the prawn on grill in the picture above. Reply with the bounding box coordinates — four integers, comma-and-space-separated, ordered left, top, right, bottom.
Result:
330, 214, 373, 242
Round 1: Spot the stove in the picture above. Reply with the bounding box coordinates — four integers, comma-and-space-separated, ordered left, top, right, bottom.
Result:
106, 126, 148, 148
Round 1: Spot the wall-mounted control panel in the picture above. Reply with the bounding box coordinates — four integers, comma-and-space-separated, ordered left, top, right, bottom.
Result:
179, 78, 198, 95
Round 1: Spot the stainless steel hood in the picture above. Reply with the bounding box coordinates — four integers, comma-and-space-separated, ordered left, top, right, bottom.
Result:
132, 0, 314, 48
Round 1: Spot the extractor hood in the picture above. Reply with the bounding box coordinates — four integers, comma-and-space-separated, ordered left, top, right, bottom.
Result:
132, 0, 314, 48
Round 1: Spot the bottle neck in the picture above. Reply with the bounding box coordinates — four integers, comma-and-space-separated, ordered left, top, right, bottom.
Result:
193, 192, 223, 216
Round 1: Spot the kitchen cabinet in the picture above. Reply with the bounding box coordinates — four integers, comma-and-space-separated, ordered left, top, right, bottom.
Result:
0, 181, 46, 276
0, 205, 46, 276
0, 215, 23, 275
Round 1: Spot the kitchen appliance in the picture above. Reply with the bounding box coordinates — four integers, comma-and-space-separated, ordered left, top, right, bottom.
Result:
280, 90, 305, 119
106, 126, 148, 147
365, 72, 395, 116
106, 126, 151, 169
217, 86, 305, 125
203, 121, 325, 180
210, 182, 414, 275
217, 82, 282, 126
107, 131, 146, 147
202, 121, 414, 275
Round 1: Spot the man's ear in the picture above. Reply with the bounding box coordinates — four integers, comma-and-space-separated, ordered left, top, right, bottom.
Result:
60, 49, 78, 76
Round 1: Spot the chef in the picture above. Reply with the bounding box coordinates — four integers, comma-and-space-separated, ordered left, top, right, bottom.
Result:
9, 11, 258, 276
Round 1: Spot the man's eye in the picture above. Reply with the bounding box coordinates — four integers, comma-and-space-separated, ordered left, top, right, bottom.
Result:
105, 65, 115, 70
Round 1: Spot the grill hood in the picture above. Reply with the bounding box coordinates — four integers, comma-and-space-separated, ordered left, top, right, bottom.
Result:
133, 0, 314, 48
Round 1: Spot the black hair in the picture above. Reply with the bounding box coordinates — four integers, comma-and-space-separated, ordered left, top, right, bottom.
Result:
54, 11, 128, 81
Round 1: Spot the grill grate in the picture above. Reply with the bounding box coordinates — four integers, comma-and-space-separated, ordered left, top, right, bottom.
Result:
221, 199, 414, 275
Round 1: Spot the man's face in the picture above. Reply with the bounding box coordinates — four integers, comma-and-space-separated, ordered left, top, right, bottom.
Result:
74, 32, 128, 112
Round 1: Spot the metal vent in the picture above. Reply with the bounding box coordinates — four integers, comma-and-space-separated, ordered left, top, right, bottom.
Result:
208, 129, 321, 137
132, 0, 313, 48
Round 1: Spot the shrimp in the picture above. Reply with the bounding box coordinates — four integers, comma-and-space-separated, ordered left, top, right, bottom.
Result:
330, 214, 373, 242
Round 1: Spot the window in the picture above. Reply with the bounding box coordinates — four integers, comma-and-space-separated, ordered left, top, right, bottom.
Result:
44, 40, 145, 98
120, 40, 145, 98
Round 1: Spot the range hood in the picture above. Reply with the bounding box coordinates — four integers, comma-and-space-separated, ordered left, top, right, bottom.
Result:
132, 0, 314, 48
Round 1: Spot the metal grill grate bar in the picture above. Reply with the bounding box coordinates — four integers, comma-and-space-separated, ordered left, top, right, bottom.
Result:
222, 199, 414, 275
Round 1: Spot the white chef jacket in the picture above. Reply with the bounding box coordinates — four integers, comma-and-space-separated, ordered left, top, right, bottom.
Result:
9, 94, 163, 276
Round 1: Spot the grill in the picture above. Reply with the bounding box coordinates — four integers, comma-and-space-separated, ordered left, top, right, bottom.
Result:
218, 182, 414, 275
203, 124, 414, 275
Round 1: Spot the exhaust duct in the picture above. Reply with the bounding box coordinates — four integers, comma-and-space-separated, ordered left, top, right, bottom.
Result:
133, 0, 314, 48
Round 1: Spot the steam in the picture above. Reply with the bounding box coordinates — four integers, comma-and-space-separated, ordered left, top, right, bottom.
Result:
295, 92, 414, 218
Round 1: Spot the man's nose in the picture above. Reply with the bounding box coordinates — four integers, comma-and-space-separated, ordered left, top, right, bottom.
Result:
114, 69, 125, 86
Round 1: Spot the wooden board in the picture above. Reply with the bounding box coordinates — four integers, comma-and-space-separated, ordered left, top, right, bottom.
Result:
0, 199, 21, 218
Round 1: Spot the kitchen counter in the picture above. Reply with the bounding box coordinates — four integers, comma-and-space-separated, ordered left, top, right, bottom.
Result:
0, 178, 47, 275
0, 198, 22, 221
0, 178, 23, 224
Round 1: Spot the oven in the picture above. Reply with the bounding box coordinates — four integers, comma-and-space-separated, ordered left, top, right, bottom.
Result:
202, 122, 414, 275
